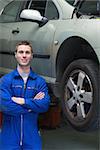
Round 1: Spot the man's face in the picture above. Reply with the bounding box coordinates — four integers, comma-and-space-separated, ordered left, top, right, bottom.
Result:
15, 45, 33, 67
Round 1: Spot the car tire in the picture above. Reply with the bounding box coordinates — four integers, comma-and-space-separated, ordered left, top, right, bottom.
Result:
61, 59, 99, 131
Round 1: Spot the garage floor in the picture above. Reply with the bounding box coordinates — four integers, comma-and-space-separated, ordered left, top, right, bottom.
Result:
41, 121, 99, 150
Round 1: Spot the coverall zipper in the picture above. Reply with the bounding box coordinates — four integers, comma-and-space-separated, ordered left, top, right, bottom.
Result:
20, 80, 27, 146
20, 114, 23, 146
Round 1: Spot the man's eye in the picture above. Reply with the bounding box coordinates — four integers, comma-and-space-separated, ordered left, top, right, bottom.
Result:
19, 51, 23, 54
26, 51, 31, 54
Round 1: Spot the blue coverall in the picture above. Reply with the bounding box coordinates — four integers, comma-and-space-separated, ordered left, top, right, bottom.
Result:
0, 69, 50, 150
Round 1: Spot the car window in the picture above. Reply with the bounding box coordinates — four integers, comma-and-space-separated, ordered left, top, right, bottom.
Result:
79, 0, 99, 15
27, 0, 59, 20
0, 0, 23, 23
45, 1, 59, 19
28, 0, 47, 16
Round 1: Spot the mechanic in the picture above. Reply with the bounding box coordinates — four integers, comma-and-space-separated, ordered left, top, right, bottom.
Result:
0, 41, 50, 150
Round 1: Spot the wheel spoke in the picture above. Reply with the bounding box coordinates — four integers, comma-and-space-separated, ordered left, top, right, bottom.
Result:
77, 72, 85, 90
77, 102, 86, 118
82, 92, 92, 104
67, 97, 76, 110
77, 103, 82, 118
67, 77, 76, 93
80, 102, 86, 118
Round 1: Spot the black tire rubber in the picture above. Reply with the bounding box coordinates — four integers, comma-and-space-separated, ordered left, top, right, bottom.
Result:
61, 59, 99, 131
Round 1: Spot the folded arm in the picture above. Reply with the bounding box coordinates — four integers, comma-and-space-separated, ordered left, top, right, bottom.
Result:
12, 78, 50, 113
0, 77, 29, 116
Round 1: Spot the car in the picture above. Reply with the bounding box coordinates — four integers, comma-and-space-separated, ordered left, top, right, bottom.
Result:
0, 0, 100, 131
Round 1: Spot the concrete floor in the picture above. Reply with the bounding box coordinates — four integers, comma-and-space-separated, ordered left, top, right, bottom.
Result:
41, 122, 99, 150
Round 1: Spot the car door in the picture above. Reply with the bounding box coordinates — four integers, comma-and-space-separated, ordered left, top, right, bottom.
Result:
10, 0, 59, 79
0, 0, 24, 74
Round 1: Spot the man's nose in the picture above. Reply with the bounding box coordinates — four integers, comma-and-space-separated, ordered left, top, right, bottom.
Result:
23, 52, 26, 57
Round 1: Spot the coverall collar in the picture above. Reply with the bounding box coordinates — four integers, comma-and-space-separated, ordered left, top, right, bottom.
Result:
14, 68, 37, 80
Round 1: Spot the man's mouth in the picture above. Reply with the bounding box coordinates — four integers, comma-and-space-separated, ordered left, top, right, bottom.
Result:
22, 59, 27, 62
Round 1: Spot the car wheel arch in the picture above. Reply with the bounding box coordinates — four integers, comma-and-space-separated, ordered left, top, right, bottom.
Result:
56, 36, 99, 82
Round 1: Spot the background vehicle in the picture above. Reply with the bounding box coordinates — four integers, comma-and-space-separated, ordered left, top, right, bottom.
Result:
0, 0, 100, 131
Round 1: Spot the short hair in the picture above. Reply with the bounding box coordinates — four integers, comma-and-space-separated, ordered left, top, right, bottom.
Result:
15, 41, 33, 53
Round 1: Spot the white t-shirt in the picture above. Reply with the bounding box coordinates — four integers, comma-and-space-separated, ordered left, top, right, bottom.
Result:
20, 72, 29, 87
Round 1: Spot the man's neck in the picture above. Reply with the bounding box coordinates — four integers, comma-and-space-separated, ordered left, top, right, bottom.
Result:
17, 65, 30, 74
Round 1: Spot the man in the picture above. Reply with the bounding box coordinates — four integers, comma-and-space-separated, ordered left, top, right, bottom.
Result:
0, 41, 50, 150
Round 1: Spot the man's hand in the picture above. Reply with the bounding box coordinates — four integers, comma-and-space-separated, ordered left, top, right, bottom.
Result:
12, 97, 25, 105
34, 92, 45, 100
